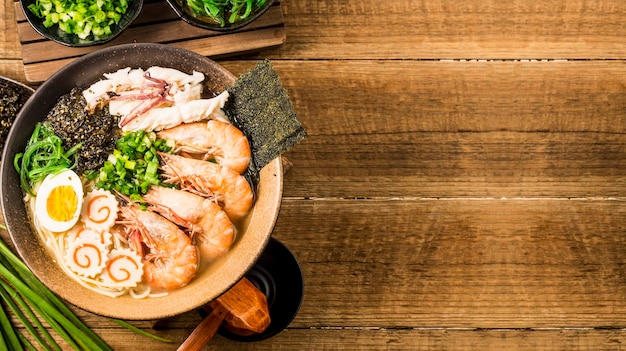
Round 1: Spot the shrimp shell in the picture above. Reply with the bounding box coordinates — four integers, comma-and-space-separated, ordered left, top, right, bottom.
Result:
144, 186, 235, 262
157, 120, 251, 174
119, 205, 198, 290
159, 153, 254, 221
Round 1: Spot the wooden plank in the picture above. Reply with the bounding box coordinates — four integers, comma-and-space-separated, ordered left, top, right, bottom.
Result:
273, 0, 626, 60
21, 27, 285, 84
217, 60, 626, 199
14, 1, 285, 84
194, 329, 626, 350
82, 328, 626, 350
9, 199, 626, 346
222, 60, 626, 133
16, 325, 626, 350
1, 0, 27, 81
273, 199, 626, 329
0, 59, 27, 82
1, 0, 22, 59
279, 131, 626, 199
8, 0, 626, 70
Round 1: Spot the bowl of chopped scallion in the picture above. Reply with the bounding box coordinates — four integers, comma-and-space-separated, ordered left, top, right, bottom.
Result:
165, 0, 275, 32
21, 0, 143, 47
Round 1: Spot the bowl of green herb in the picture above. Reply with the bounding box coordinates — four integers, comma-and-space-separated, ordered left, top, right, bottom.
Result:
165, 0, 274, 31
21, 0, 143, 47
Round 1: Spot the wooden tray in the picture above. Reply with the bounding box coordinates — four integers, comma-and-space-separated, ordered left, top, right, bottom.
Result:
14, 0, 285, 84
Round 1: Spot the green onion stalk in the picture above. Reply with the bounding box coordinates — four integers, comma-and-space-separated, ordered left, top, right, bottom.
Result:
0, 225, 173, 349
0, 225, 112, 350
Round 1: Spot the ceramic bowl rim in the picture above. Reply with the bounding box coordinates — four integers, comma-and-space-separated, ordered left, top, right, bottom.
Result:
0, 43, 283, 320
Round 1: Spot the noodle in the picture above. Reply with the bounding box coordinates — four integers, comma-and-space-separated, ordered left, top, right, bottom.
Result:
28, 191, 156, 299
19, 66, 251, 299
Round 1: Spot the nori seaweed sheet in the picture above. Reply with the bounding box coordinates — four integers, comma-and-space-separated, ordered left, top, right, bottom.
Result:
224, 60, 306, 184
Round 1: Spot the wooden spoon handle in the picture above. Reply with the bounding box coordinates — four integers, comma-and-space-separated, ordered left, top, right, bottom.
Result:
178, 277, 271, 349
176, 304, 227, 351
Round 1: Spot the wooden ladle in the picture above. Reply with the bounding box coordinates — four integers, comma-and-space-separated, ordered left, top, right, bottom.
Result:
176, 277, 271, 350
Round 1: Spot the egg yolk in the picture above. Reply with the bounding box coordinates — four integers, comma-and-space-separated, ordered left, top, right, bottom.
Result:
46, 185, 78, 222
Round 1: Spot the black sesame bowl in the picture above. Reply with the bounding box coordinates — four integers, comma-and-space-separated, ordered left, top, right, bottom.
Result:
20, 0, 143, 47
0, 77, 34, 155
166, 0, 275, 32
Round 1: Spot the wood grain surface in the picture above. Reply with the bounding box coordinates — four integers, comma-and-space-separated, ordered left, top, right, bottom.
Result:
2, 0, 626, 350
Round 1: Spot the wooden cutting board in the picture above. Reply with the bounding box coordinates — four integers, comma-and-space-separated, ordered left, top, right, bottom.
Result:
14, 0, 285, 84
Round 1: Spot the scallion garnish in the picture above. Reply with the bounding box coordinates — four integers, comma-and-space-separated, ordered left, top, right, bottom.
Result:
13, 122, 80, 196
92, 130, 174, 199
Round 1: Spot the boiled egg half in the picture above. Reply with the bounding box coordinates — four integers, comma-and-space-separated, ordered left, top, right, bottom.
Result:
35, 169, 84, 233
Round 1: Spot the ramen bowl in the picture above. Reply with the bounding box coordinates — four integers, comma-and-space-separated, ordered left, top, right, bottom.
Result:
0, 43, 283, 320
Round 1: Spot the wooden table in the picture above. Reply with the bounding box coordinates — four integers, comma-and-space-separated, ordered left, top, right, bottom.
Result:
3, 0, 626, 349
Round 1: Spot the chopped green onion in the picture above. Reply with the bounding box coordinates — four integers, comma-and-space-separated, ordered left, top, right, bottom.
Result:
94, 130, 173, 197
27, 0, 131, 41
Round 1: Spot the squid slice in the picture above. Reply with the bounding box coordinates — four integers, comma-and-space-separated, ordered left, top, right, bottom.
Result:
145, 66, 205, 87
83, 67, 206, 111
121, 91, 230, 132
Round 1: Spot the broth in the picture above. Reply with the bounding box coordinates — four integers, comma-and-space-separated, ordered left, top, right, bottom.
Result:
17, 66, 254, 298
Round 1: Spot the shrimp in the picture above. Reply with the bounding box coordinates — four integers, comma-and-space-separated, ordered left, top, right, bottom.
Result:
159, 153, 254, 221
119, 205, 198, 290
144, 186, 235, 262
157, 120, 251, 174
